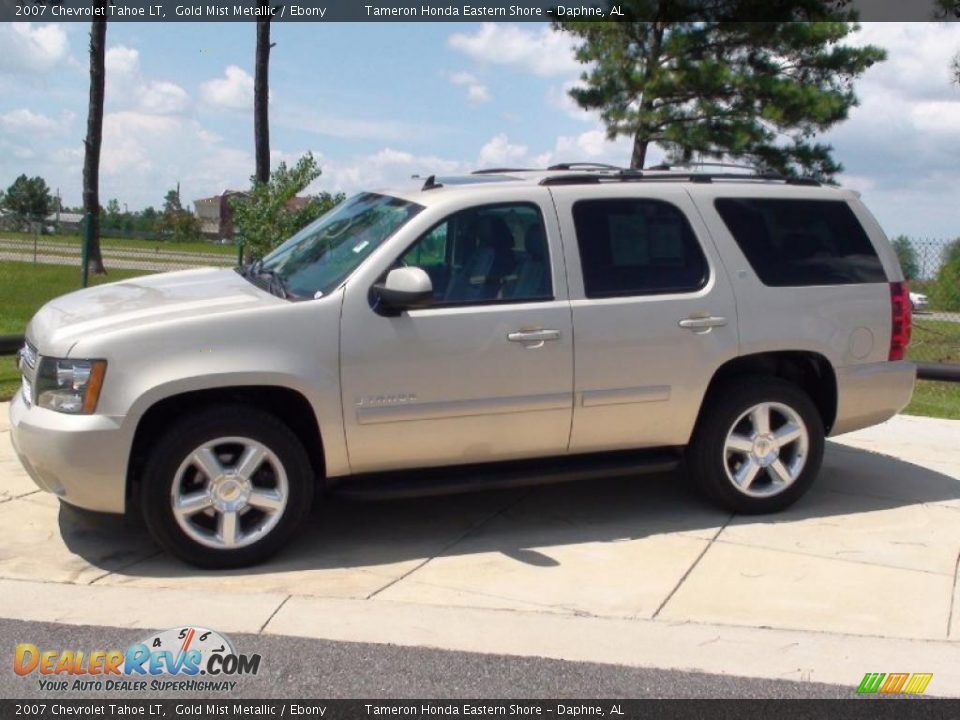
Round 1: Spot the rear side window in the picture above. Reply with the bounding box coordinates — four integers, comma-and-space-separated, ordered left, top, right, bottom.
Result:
714, 198, 887, 286
572, 199, 709, 297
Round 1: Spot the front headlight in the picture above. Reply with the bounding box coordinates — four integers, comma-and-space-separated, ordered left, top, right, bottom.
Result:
35, 358, 107, 414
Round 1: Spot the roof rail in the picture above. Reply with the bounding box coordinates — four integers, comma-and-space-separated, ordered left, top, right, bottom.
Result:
539, 171, 821, 187
646, 161, 762, 173
471, 168, 535, 175
547, 162, 623, 171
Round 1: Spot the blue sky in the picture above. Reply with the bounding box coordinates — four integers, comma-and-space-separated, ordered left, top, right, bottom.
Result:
0, 21, 958, 238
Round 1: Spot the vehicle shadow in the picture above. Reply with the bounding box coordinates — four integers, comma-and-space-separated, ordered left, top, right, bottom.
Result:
59, 441, 960, 580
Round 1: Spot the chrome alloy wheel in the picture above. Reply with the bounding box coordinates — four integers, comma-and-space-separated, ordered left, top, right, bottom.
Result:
723, 402, 809, 498
170, 437, 289, 550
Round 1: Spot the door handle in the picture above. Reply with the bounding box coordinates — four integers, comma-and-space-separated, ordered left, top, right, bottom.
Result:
507, 329, 560, 348
678, 316, 728, 331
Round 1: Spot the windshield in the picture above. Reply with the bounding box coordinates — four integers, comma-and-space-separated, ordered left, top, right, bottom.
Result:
256, 192, 423, 298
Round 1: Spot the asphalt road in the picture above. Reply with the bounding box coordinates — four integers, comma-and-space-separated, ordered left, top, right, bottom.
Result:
1, 617, 857, 700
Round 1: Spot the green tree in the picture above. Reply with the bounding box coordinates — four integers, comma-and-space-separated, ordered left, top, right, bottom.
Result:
928, 238, 960, 313
942, 237, 960, 267
892, 236, 920, 281
1, 174, 53, 228
556, 9, 886, 178
103, 198, 121, 231
930, 258, 960, 313
156, 187, 202, 242
230, 152, 344, 259
162, 188, 183, 215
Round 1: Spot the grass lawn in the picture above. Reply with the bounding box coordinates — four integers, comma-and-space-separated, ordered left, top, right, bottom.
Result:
904, 380, 960, 420
1, 231, 236, 256
0, 261, 151, 401
909, 317, 960, 364
1, 262, 959, 420
903, 316, 960, 418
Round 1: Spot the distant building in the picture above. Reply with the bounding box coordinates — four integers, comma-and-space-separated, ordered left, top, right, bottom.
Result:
194, 190, 245, 241
46, 212, 84, 230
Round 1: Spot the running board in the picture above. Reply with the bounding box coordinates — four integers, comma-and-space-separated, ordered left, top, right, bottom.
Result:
329, 448, 683, 500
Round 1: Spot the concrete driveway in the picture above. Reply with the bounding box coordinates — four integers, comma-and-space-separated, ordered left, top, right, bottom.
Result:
1, 403, 959, 693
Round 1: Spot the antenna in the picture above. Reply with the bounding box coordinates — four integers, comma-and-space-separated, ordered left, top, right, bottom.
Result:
421, 175, 443, 191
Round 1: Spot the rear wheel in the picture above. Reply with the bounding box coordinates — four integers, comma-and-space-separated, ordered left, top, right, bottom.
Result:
688, 378, 824, 514
141, 405, 314, 568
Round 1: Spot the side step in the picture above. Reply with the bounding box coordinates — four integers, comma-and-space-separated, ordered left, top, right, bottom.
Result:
329, 448, 683, 500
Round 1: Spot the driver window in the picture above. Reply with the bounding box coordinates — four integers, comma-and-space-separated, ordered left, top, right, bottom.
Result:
399, 203, 552, 306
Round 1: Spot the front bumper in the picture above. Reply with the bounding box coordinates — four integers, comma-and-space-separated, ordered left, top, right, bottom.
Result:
831, 360, 916, 437
8, 390, 130, 514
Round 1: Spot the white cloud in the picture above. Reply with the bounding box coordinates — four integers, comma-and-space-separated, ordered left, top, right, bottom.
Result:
0, 108, 58, 133
0, 24, 69, 76
95, 110, 255, 206
448, 71, 491, 104
909, 100, 960, 135
478, 133, 529, 167
851, 23, 960, 100
105, 45, 190, 115
105, 46, 139, 77
304, 147, 467, 194
201, 65, 255, 111
448, 23, 580, 77
474, 128, 642, 171
276, 106, 435, 142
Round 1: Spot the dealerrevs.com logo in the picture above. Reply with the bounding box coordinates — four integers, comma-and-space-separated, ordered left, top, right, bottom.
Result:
14, 626, 261, 693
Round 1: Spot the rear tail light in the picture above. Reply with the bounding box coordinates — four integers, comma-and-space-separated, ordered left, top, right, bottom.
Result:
889, 282, 911, 361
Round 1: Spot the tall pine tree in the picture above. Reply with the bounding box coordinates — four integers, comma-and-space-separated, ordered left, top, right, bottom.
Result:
556, 3, 885, 179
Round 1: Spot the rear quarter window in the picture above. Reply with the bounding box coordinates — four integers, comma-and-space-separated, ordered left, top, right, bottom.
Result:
714, 198, 887, 287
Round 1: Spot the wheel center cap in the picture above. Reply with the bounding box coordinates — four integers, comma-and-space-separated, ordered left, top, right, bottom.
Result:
752, 434, 779, 466
212, 474, 250, 511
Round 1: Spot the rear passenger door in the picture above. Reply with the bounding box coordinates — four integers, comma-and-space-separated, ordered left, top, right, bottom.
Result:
549, 185, 740, 453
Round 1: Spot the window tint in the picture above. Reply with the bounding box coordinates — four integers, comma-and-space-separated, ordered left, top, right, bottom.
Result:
399, 203, 552, 305
714, 198, 887, 287
572, 199, 708, 297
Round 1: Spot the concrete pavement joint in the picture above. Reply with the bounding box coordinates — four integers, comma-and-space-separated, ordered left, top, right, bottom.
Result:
0, 490, 39, 505
259, 594, 292, 633
86, 549, 165, 586
710, 537, 953, 577
652, 513, 733, 620
364, 489, 536, 601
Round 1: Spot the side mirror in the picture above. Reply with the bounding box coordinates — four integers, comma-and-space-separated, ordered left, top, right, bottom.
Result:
373, 266, 433, 313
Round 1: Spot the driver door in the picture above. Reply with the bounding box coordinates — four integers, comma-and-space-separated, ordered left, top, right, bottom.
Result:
338, 196, 574, 474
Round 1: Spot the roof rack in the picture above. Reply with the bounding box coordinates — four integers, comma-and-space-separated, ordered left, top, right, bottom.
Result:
646, 161, 761, 172
471, 167, 535, 175
546, 162, 624, 171
539, 171, 821, 187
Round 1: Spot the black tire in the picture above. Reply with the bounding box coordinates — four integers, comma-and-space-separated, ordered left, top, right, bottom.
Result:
687, 377, 824, 514
141, 404, 315, 568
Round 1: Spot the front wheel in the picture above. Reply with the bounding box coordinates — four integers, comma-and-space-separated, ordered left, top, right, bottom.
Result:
687, 378, 824, 514
141, 405, 314, 568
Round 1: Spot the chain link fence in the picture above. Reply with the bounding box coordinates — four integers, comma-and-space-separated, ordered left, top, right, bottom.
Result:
900, 237, 960, 367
